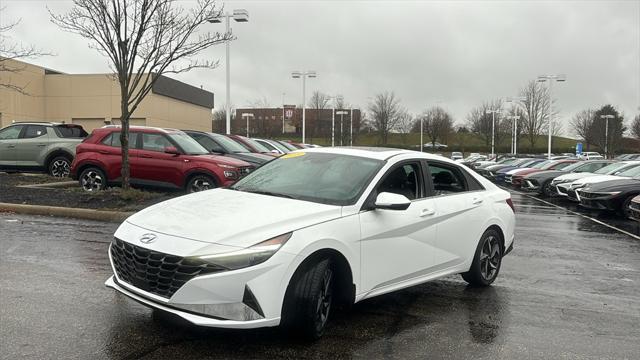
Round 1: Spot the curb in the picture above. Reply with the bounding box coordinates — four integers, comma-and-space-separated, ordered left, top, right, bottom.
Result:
16, 181, 77, 189
0, 202, 133, 223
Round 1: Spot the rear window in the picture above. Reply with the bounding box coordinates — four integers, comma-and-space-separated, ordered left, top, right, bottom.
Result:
54, 125, 88, 138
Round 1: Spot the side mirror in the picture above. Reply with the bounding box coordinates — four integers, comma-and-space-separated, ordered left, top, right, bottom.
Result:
271, 149, 280, 154
164, 146, 180, 155
374, 192, 411, 211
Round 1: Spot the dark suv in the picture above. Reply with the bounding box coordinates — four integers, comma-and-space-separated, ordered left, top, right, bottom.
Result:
70, 126, 254, 192
0, 122, 87, 177
184, 131, 273, 166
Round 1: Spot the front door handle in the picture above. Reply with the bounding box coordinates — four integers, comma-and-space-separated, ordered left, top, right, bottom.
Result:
472, 198, 483, 205
420, 208, 436, 217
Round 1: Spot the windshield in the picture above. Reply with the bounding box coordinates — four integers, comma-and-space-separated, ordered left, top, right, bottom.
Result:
617, 165, 640, 177
532, 160, 551, 169
278, 141, 299, 151
594, 162, 630, 174
231, 152, 383, 206
168, 133, 209, 155
563, 162, 588, 172
545, 161, 573, 170
264, 140, 290, 153
242, 137, 271, 152
212, 134, 249, 153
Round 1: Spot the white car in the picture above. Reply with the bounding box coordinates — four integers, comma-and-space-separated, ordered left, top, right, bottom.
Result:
577, 151, 603, 160
105, 147, 515, 339
565, 164, 640, 201
553, 161, 638, 197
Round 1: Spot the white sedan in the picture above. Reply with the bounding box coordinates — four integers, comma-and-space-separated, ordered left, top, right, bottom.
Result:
554, 161, 639, 197
105, 147, 515, 339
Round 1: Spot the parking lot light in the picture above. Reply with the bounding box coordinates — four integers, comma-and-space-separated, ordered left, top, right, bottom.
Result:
242, 113, 254, 137
291, 71, 317, 143
537, 74, 567, 159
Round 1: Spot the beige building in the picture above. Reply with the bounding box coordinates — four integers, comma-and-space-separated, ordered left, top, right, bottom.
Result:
0, 59, 214, 132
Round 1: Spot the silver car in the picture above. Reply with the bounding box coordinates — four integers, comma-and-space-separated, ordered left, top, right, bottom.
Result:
0, 122, 87, 177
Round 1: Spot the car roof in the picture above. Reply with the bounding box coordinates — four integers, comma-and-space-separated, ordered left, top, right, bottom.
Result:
7, 121, 65, 126
101, 125, 181, 134
296, 146, 439, 161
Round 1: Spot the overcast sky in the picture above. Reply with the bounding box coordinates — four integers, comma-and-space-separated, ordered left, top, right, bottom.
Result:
2, 0, 639, 135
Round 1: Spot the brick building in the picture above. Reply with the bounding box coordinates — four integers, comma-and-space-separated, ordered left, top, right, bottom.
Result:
229, 107, 362, 144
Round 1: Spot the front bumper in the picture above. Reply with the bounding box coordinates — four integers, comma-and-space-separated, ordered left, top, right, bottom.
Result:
521, 179, 540, 192
105, 276, 280, 328
555, 183, 571, 197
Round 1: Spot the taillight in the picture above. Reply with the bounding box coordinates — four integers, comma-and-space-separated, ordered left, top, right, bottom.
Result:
506, 198, 515, 213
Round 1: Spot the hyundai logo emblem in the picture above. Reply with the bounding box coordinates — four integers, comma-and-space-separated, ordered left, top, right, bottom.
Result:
139, 233, 157, 244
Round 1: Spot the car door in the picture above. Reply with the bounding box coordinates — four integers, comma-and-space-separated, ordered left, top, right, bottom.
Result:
0, 125, 24, 168
14, 125, 50, 167
96, 131, 139, 181
359, 160, 438, 294
135, 132, 184, 188
426, 161, 488, 269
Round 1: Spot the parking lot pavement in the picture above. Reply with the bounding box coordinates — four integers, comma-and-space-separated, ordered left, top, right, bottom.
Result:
1, 191, 639, 360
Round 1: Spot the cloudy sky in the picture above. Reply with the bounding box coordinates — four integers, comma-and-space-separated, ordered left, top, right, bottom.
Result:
2, 0, 639, 135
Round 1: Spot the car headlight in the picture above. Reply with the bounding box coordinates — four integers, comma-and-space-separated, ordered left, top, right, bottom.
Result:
199, 233, 292, 270
586, 191, 621, 196
224, 170, 239, 179
552, 179, 570, 185
570, 183, 585, 190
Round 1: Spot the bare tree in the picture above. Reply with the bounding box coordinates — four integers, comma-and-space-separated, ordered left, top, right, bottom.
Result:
519, 80, 554, 151
368, 91, 403, 144
631, 114, 640, 140
466, 99, 506, 148
50, 0, 229, 189
0, 6, 51, 94
417, 106, 453, 148
592, 105, 626, 158
213, 105, 234, 133
570, 109, 596, 150
395, 111, 415, 145
307, 91, 330, 141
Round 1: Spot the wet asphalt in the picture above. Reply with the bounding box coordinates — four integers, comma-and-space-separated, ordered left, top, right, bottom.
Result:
1, 191, 639, 360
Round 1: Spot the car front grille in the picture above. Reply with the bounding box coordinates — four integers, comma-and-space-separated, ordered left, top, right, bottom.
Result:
110, 238, 226, 298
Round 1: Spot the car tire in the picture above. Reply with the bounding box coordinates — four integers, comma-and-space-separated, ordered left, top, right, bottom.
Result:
186, 174, 217, 193
282, 258, 334, 340
79, 167, 107, 192
541, 180, 554, 197
461, 229, 503, 287
618, 195, 637, 218
48, 156, 72, 178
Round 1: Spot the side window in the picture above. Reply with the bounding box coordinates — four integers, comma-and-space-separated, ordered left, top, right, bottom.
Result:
141, 133, 172, 152
22, 125, 47, 139
192, 134, 222, 153
377, 162, 422, 200
428, 163, 468, 196
101, 132, 138, 148
0, 125, 23, 140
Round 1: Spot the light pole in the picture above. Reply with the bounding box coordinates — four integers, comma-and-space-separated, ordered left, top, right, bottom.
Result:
208, 9, 249, 135
420, 115, 424, 152
242, 113, 254, 137
327, 95, 342, 147
505, 96, 526, 155
600, 114, 614, 158
291, 71, 317, 143
336, 111, 348, 146
537, 74, 567, 159
349, 107, 353, 146
486, 109, 501, 158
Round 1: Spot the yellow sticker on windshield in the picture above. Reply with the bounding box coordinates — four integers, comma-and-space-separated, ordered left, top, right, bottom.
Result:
281, 152, 305, 159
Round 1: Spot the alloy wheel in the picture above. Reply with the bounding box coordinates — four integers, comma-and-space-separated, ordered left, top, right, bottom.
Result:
81, 170, 103, 191
190, 177, 212, 192
479, 236, 501, 281
51, 159, 70, 177
315, 268, 333, 331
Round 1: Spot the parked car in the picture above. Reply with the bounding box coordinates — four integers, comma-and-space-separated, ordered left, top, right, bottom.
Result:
70, 126, 254, 192
472, 157, 514, 170
577, 151, 603, 160
564, 164, 640, 202
494, 158, 546, 183
478, 158, 534, 181
508, 159, 579, 187
629, 195, 640, 221
104, 147, 515, 339
227, 135, 280, 157
553, 161, 639, 198
577, 176, 640, 217
450, 151, 463, 161
281, 140, 306, 150
184, 131, 273, 166
0, 122, 87, 177
520, 160, 612, 196
252, 138, 291, 154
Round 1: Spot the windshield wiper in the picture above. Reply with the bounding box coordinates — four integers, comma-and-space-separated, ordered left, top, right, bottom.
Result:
238, 188, 295, 199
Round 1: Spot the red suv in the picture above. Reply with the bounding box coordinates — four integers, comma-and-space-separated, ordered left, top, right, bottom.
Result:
70, 126, 254, 193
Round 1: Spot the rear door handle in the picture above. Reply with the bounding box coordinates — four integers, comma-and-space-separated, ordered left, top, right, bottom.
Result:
472, 198, 483, 205
420, 208, 436, 217
98, 150, 110, 154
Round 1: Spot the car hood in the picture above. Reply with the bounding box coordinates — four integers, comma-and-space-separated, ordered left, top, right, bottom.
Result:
507, 167, 533, 175
554, 172, 595, 182
485, 164, 511, 172
226, 152, 272, 165
514, 168, 542, 177
124, 188, 342, 248
572, 175, 625, 187
583, 178, 640, 192
192, 154, 253, 167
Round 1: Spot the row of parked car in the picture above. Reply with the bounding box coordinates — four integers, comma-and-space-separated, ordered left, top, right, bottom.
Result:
469, 154, 640, 221
0, 122, 318, 193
